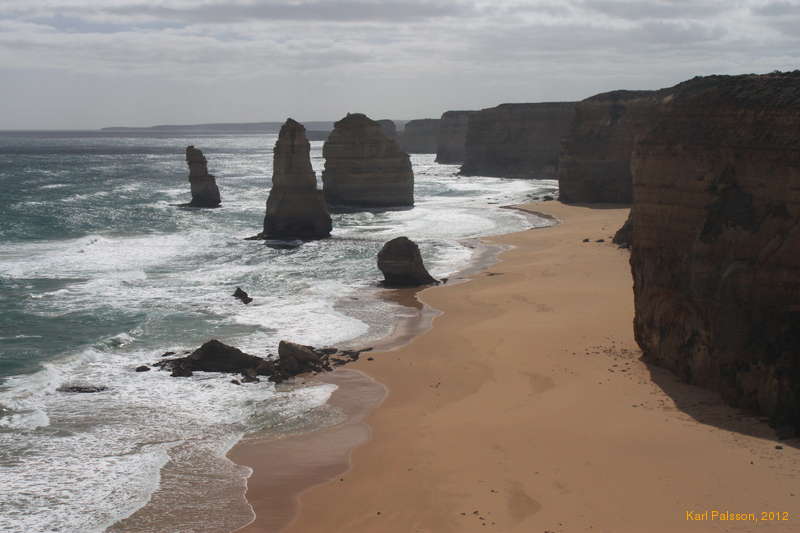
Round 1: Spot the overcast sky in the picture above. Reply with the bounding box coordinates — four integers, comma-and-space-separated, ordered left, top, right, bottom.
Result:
0, 0, 797, 129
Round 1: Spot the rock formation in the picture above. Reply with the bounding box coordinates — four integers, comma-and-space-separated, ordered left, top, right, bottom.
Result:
233, 287, 253, 304
377, 119, 398, 141
185, 146, 221, 207
460, 102, 575, 178
155, 339, 373, 383
629, 71, 800, 431
612, 214, 632, 248
559, 91, 662, 203
377, 236, 439, 286
262, 118, 332, 239
400, 118, 440, 153
436, 110, 474, 164
322, 113, 414, 208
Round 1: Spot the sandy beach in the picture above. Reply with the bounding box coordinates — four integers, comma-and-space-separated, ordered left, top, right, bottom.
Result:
233, 202, 799, 533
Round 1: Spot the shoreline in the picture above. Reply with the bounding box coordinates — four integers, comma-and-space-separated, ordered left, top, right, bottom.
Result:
227, 207, 550, 532
239, 201, 799, 533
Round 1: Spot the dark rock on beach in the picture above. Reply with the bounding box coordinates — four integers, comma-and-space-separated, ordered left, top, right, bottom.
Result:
135, 365, 151, 372
612, 215, 633, 248
378, 236, 439, 287
185, 145, 221, 207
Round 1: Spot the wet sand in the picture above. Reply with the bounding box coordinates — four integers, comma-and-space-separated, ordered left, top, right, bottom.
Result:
234, 202, 800, 533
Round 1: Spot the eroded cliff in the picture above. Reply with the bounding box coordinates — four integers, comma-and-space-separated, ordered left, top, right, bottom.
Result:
400, 119, 439, 153
630, 72, 800, 430
460, 102, 575, 179
559, 90, 661, 203
435, 110, 473, 164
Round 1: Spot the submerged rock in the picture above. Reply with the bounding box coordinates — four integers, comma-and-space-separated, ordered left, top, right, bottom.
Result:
233, 287, 253, 304
377, 236, 439, 287
261, 118, 332, 239
185, 146, 221, 207
322, 113, 414, 208
58, 384, 108, 393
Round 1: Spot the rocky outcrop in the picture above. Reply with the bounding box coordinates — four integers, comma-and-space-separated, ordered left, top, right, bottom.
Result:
185, 146, 221, 207
436, 110, 474, 164
233, 287, 252, 304
460, 102, 575, 178
559, 91, 662, 203
612, 214, 633, 248
630, 71, 800, 431
377, 119, 398, 141
155, 339, 373, 383
377, 236, 439, 286
261, 119, 332, 239
400, 119, 440, 153
322, 113, 414, 207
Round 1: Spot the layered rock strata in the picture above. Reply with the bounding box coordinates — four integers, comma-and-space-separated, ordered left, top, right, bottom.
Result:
400, 118, 440, 153
436, 110, 474, 164
630, 72, 800, 430
460, 102, 575, 178
377, 236, 439, 286
322, 113, 414, 207
559, 91, 661, 203
185, 146, 221, 207
262, 118, 332, 239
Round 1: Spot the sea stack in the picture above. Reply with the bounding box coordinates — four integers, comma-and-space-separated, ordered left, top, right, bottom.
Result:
436, 110, 474, 164
322, 113, 414, 208
630, 72, 800, 431
185, 146, 221, 207
400, 119, 440, 153
377, 237, 438, 287
460, 102, 576, 179
262, 119, 332, 239
559, 90, 661, 203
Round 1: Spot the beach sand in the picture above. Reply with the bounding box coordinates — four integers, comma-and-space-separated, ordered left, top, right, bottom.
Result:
233, 202, 800, 533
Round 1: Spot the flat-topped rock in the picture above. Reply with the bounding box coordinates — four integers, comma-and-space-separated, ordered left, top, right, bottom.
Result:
436, 110, 474, 164
400, 119, 440, 153
185, 146, 221, 207
322, 113, 414, 208
460, 102, 575, 179
261, 118, 331, 239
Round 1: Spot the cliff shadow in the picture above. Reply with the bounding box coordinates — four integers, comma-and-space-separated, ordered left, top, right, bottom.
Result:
644, 362, 800, 449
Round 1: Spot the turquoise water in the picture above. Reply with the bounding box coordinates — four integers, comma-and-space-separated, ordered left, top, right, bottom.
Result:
0, 130, 556, 532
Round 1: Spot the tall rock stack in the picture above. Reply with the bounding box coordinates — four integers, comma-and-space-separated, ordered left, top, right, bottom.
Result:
377, 119, 398, 142
460, 102, 576, 179
185, 146, 221, 207
436, 110, 474, 164
630, 72, 800, 431
322, 113, 414, 208
558, 90, 661, 203
400, 119, 440, 153
262, 119, 332, 239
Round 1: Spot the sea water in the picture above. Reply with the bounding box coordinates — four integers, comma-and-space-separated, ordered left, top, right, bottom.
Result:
0, 131, 555, 532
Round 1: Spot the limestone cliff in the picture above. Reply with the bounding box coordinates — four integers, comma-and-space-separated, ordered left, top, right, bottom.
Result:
322, 113, 414, 208
630, 72, 800, 430
436, 110, 474, 164
400, 119, 440, 153
559, 91, 661, 203
185, 146, 221, 207
460, 102, 575, 178
262, 119, 331, 239
377, 119, 398, 142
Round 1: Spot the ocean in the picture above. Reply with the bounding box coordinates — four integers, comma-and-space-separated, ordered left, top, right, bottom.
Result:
0, 130, 556, 533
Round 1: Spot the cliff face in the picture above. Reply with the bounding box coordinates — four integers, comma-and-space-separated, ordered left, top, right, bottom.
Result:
262, 119, 331, 239
460, 102, 575, 178
400, 119, 440, 153
377, 119, 398, 142
185, 146, 221, 207
436, 110, 473, 164
322, 113, 414, 207
630, 72, 800, 430
559, 91, 661, 203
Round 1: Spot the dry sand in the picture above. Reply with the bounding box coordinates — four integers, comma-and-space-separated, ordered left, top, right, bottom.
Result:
233, 202, 799, 533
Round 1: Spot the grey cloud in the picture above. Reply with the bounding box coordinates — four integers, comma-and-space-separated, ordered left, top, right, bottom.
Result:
582, 0, 734, 21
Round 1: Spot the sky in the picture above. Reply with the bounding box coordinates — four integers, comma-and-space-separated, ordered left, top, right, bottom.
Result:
0, 0, 797, 129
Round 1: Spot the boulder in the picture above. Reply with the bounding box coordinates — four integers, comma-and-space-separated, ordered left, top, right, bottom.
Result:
322, 113, 414, 208
185, 146, 221, 207
630, 71, 800, 430
400, 119, 440, 153
436, 110, 474, 164
233, 287, 253, 304
377, 236, 439, 286
612, 214, 633, 248
277, 341, 325, 375
460, 102, 575, 178
261, 118, 332, 239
